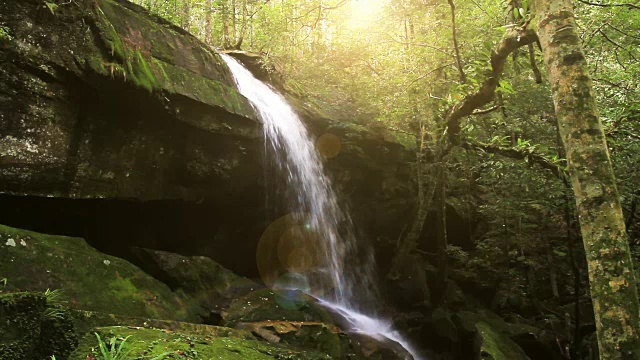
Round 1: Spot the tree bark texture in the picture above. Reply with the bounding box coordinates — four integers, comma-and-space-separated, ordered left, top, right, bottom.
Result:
534, 0, 640, 358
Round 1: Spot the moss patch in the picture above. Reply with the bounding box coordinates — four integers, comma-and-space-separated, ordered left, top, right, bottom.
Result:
0, 292, 45, 359
0, 292, 77, 360
70, 326, 332, 360
476, 321, 530, 360
0, 224, 200, 321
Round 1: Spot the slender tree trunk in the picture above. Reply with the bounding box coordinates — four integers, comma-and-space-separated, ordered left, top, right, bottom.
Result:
543, 213, 560, 298
435, 167, 448, 302
205, 0, 212, 45
181, 0, 191, 30
222, 0, 230, 48
534, 0, 640, 358
389, 127, 438, 278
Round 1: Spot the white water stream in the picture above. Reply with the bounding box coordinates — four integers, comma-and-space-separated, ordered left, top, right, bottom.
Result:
221, 53, 420, 360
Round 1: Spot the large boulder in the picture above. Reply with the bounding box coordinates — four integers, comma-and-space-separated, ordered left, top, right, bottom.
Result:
130, 247, 260, 321
0, 0, 257, 201
0, 223, 200, 321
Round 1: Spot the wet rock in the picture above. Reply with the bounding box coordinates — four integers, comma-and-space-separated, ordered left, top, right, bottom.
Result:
237, 321, 365, 359
222, 289, 334, 328
348, 333, 414, 360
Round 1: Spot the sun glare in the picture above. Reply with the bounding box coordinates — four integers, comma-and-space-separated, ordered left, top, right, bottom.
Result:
346, 0, 385, 29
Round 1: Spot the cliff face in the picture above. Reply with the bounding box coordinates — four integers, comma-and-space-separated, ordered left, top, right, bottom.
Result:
0, 0, 414, 276
0, 0, 258, 200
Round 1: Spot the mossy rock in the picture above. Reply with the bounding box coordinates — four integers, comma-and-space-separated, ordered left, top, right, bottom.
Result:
476, 321, 530, 360
36, 304, 78, 360
70, 326, 332, 360
0, 292, 45, 359
131, 247, 259, 314
0, 291, 77, 360
70, 309, 254, 340
0, 224, 200, 321
237, 321, 366, 360
222, 289, 334, 328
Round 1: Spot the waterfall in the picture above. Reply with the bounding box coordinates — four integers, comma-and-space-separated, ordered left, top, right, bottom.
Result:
220, 53, 420, 360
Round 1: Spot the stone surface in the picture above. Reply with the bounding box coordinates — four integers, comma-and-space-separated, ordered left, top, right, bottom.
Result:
0, 223, 200, 321
130, 247, 260, 319
0, 0, 258, 201
476, 321, 531, 360
222, 289, 334, 328
70, 326, 333, 360
237, 321, 366, 360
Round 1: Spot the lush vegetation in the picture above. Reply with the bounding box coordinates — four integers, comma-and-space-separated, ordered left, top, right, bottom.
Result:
125, 0, 640, 357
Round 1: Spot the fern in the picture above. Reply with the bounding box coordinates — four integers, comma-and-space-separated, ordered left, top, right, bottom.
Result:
44, 289, 67, 320
95, 333, 132, 360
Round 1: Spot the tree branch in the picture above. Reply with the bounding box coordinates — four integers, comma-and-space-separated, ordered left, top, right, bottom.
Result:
577, 0, 640, 9
598, 29, 638, 61
528, 43, 543, 83
461, 140, 565, 178
448, 0, 467, 83
472, 105, 501, 115
444, 28, 539, 143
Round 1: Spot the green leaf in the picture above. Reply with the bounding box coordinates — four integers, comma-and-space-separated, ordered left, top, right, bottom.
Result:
44, 1, 58, 14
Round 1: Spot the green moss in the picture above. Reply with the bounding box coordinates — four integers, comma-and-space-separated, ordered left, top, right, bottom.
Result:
0, 292, 45, 359
476, 322, 529, 360
151, 57, 254, 118
36, 305, 78, 360
0, 224, 200, 321
70, 326, 331, 360
126, 51, 159, 92
0, 291, 78, 359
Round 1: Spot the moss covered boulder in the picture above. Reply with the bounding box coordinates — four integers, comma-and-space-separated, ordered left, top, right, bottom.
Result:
70, 326, 333, 360
476, 322, 530, 360
0, 224, 200, 321
131, 247, 259, 318
0, 0, 260, 201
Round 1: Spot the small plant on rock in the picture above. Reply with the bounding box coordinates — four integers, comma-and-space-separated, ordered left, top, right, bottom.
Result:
44, 288, 68, 320
94, 333, 132, 360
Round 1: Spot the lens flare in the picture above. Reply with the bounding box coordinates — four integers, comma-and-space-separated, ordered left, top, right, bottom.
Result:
317, 133, 342, 158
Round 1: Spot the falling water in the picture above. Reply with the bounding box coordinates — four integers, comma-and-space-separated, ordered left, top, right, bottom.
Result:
221, 53, 420, 360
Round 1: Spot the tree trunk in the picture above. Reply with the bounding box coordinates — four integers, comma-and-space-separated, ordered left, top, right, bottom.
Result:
181, 0, 191, 30
534, 0, 640, 358
542, 211, 560, 298
205, 0, 212, 45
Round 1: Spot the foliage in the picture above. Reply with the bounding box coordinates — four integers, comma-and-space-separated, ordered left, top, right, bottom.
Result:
94, 333, 132, 360
0, 25, 12, 40
109, 0, 640, 355
43, 289, 67, 320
